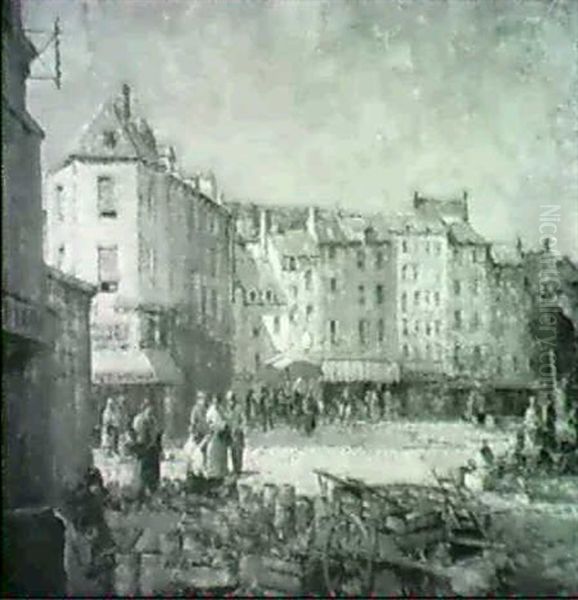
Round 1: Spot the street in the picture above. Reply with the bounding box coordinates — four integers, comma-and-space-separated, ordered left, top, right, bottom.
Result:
96, 420, 513, 495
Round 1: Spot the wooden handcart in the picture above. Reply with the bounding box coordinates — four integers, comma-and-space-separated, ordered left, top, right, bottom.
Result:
312, 469, 499, 596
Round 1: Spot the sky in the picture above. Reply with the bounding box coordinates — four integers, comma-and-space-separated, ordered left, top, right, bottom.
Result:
23, 0, 578, 258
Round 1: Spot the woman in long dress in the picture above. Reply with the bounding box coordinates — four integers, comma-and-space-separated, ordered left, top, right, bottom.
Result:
227, 391, 245, 476
205, 395, 230, 479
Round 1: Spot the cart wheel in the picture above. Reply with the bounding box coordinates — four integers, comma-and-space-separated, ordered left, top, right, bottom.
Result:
321, 510, 375, 596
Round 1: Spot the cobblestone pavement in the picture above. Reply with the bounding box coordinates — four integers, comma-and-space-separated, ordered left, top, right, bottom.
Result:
95, 420, 512, 494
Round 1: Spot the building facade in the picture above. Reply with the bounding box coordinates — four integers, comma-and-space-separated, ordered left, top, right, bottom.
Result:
2, 0, 55, 508
46, 267, 96, 492
44, 85, 234, 441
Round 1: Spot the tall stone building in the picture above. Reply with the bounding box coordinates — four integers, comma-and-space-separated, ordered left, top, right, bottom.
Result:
2, 0, 54, 509
46, 267, 96, 490
44, 84, 234, 441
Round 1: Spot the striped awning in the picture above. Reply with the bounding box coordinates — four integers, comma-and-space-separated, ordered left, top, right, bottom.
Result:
322, 359, 400, 383
92, 349, 183, 385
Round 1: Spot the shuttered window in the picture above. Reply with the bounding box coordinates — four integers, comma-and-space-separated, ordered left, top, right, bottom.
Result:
97, 176, 117, 217
97, 245, 119, 292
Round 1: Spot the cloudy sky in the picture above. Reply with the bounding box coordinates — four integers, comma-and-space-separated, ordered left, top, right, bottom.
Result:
24, 0, 577, 257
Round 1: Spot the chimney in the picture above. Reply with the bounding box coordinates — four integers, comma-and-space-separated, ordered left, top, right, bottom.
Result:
259, 208, 269, 254
121, 83, 131, 120
307, 206, 318, 238
413, 191, 423, 209
462, 189, 470, 222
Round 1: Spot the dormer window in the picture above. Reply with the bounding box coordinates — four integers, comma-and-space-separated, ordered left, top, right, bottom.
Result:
102, 130, 118, 149
248, 289, 257, 303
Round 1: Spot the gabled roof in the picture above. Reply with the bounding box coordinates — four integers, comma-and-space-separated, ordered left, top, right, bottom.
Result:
234, 243, 286, 303
448, 221, 488, 246
314, 212, 350, 244
270, 229, 319, 257
490, 243, 523, 266
55, 87, 160, 171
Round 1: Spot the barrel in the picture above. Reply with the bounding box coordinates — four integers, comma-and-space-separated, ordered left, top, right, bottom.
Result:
263, 483, 279, 513
295, 495, 314, 535
114, 553, 140, 596
139, 553, 162, 595
237, 483, 253, 510
274, 484, 296, 540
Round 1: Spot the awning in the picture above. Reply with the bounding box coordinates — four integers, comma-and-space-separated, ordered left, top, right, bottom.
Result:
492, 379, 539, 391
92, 349, 183, 385
321, 359, 400, 383
263, 354, 322, 380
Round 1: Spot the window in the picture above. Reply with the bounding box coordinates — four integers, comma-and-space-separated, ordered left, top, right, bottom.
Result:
55, 185, 65, 221
97, 245, 119, 292
453, 343, 461, 366
473, 345, 482, 362
375, 284, 384, 305
402, 265, 408, 281
274, 316, 280, 333
434, 291, 440, 306
472, 248, 477, 263
435, 320, 441, 335
426, 343, 431, 357
159, 315, 169, 347
287, 256, 297, 271
453, 280, 461, 295
414, 320, 420, 334
248, 289, 257, 303
330, 277, 337, 293
291, 285, 298, 299
255, 353, 261, 370
252, 326, 260, 338
211, 289, 218, 317
425, 241, 431, 254
402, 319, 408, 336
266, 290, 273, 303
375, 250, 384, 269
358, 285, 365, 305
426, 322, 432, 336
403, 344, 410, 358
304, 270, 312, 291
147, 248, 157, 281
453, 248, 460, 262
306, 305, 313, 322
358, 319, 368, 345
356, 250, 365, 270
424, 291, 430, 305
201, 287, 207, 316
454, 310, 462, 330
102, 130, 118, 149
97, 176, 117, 218
402, 240, 408, 253
328, 246, 336, 260
472, 279, 479, 295
57, 244, 65, 269
413, 265, 418, 281
512, 356, 519, 373
401, 292, 407, 313
329, 320, 337, 345
210, 248, 218, 277
496, 356, 503, 376
472, 312, 480, 330
377, 318, 384, 342
414, 291, 420, 306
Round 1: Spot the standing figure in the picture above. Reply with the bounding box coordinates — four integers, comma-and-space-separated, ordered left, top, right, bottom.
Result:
186, 391, 209, 475
257, 387, 270, 432
544, 400, 557, 452
228, 390, 246, 476
302, 388, 318, 435
523, 395, 539, 451
339, 387, 352, 424
244, 389, 255, 430
100, 397, 123, 455
205, 395, 230, 479
132, 399, 162, 501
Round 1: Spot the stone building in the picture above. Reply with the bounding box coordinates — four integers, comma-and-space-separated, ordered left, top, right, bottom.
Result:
46, 267, 96, 491
2, 0, 54, 509
488, 242, 535, 414
231, 239, 287, 388
44, 84, 234, 442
